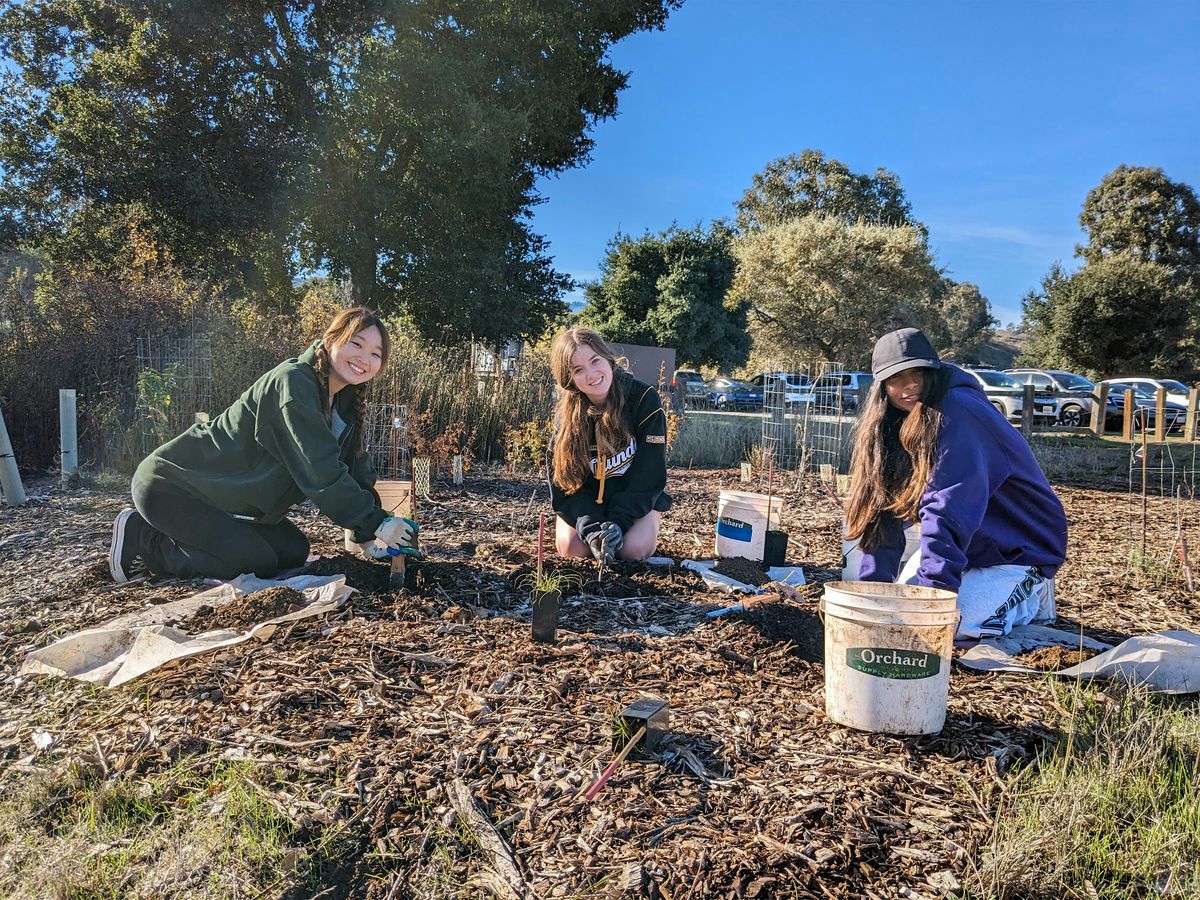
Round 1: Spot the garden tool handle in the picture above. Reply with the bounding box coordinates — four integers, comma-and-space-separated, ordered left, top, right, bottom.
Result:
583, 725, 647, 802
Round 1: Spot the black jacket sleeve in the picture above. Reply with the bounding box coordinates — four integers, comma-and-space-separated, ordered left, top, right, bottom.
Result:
605, 384, 668, 533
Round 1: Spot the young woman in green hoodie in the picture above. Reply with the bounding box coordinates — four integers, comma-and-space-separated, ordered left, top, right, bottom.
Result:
108, 307, 417, 581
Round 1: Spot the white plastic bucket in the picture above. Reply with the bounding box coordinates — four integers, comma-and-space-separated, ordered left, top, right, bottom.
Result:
715, 490, 783, 561
821, 581, 958, 735
841, 520, 920, 580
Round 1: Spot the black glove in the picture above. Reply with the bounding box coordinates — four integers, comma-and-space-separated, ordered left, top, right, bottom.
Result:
575, 516, 607, 562
599, 521, 623, 562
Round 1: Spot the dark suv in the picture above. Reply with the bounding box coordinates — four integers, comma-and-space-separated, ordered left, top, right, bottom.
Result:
670, 369, 707, 408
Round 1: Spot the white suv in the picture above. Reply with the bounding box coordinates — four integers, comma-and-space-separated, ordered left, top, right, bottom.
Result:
1005, 369, 1096, 427
963, 368, 1025, 422
1102, 377, 1191, 406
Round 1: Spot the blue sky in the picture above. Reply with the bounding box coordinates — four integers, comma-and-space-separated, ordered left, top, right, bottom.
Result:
530, 0, 1200, 327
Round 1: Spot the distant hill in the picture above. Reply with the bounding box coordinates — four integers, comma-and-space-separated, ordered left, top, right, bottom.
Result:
972, 329, 1031, 369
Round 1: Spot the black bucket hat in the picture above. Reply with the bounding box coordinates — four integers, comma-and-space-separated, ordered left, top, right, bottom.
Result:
871, 328, 941, 381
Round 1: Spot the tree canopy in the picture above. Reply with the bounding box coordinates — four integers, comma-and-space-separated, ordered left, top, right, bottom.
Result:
1022, 165, 1200, 376
582, 225, 751, 370
1021, 255, 1193, 375
1078, 165, 1200, 274
730, 215, 945, 363
734, 149, 919, 234
940, 281, 997, 362
0, 0, 681, 344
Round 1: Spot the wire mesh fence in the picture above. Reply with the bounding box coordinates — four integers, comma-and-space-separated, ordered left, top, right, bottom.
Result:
1125, 435, 1200, 588
135, 334, 214, 457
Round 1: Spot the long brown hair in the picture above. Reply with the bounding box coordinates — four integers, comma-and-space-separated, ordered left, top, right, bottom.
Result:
312, 306, 391, 456
844, 366, 949, 550
549, 327, 633, 494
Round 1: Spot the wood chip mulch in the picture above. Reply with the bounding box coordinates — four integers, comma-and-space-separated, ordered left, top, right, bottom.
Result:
2, 468, 1198, 898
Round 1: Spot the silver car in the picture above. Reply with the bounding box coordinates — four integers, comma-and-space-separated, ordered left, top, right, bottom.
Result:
1005, 368, 1097, 427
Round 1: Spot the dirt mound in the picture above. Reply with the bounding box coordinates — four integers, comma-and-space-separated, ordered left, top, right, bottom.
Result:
714, 556, 770, 586
1015, 644, 1099, 670
300, 552, 391, 594
185, 586, 307, 633
736, 602, 825, 661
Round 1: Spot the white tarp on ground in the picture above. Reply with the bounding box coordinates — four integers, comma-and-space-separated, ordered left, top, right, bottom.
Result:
19, 574, 352, 689
958, 624, 1200, 694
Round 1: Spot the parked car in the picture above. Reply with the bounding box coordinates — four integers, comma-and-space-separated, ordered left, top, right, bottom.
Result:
1097, 380, 1188, 432
964, 368, 1053, 424
750, 371, 813, 407
1005, 368, 1097, 427
671, 369, 707, 407
705, 377, 764, 411
811, 371, 874, 412
1100, 377, 1191, 406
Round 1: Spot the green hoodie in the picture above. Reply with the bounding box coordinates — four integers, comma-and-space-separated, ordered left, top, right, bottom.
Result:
139, 341, 386, 543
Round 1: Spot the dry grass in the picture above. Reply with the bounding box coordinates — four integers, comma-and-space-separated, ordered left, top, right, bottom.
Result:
0, 758, 299, 898
970, 681, 1200, 899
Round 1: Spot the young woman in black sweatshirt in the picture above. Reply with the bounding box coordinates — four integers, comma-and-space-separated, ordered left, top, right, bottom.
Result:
547, 327, 671, 562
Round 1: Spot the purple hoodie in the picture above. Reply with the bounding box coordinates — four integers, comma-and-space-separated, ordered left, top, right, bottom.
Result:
858, 364, 1068, 590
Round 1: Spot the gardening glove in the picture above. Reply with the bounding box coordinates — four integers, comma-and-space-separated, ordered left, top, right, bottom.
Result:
576, 516, 602, 548
599, 521, 624, 562
357, 541, 391, 562
375, 516, 417, 552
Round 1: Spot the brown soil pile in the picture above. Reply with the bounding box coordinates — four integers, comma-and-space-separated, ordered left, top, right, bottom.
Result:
714, 556, 770, 586
737, 603, 825, 662
301, 552, 391, 594
1015, 644, 1098, 670
185, 586, 307, 633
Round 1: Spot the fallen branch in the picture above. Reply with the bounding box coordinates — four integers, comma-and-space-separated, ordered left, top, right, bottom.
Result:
445, 778, 528, 900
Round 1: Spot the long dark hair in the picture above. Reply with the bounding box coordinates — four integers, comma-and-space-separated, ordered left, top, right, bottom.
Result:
844, 366, 950, 550
312, 307, 391, 456
549, 327, 633, 494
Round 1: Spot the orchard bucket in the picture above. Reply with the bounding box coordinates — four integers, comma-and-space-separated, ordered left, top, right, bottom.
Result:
820, 581, 959, 735
715, 490, 783, 562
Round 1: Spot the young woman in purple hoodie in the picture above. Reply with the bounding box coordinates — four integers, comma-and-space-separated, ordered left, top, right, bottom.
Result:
844, 328, 1068, 638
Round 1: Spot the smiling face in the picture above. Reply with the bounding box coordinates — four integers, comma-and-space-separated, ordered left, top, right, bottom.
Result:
569, 343, 614, 404
325, 325, 384, 396
884, 367, 927, 413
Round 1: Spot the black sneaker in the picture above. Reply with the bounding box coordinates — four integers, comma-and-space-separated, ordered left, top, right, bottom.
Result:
109, 508, 149, 583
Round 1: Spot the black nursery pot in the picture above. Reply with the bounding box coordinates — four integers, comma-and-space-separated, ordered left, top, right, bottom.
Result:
530, 590, 561, 644
763, 530, 788, 568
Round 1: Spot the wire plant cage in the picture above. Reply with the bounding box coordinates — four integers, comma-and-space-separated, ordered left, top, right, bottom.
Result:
135, 334, 214, 457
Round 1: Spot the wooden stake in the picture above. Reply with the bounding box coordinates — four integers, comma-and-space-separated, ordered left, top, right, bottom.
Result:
583, 725, 647, 801
537, 511, 545, 581
1181, 537, 1195, 592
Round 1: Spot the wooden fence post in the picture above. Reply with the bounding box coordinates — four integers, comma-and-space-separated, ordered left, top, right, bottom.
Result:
1188, 387, 1200, 442
1154, 386, 1166, 443
1122, 389, 1135, 442
59, 388, 77, 486
0, 407, 27, 506
1021, 384, 1034, 439
1092, 384, 1109, 437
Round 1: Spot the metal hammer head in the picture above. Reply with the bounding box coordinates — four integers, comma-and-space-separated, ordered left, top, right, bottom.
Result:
615, 698, 669, 755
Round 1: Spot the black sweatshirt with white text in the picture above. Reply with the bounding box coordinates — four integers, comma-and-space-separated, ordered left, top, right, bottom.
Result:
548, 374, 672, 534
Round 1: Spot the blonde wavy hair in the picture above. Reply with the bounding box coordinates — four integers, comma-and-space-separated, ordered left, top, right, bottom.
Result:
549, 327, 632, 494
